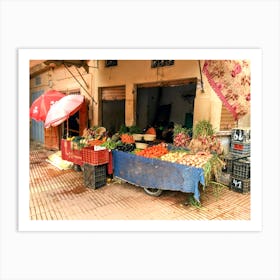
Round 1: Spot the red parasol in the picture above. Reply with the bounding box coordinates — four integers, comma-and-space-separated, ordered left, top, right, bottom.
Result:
44, 95, 84, 135
30, 90, 65, 121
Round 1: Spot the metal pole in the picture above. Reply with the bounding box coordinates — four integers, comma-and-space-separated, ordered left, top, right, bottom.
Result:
67, 119, 69, 138
75, 66, 89, 89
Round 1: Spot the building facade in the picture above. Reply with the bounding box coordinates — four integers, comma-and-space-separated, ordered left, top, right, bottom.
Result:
30, 60, 250, 148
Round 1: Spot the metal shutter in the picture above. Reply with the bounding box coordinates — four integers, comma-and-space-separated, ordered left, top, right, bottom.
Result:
101, 86, 125, 101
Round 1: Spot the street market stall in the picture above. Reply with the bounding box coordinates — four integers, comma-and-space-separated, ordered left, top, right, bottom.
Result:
58, 122, 225, 203
54, 119, 251, 205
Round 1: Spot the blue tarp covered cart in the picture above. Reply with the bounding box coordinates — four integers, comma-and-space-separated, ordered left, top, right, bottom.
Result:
112, 150, 206, 202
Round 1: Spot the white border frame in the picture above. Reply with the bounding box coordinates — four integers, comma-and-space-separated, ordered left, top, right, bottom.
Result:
18, 48, 262, 232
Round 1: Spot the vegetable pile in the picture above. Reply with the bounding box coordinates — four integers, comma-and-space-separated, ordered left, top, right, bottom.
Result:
160, 151, 188, 163
160, 151, 212, 168
173, 124, 191, 148
87, 139, 105, 147
188, 135, 223, 154
69, 136, 88, 149
116, 143, 136, 152
176, 153, 212, 168
120, 134, 135, 144
135, 143, 168, 158
188, 120, 223, 155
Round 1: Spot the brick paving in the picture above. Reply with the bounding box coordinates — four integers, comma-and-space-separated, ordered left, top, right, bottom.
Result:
29, 142, 251, 220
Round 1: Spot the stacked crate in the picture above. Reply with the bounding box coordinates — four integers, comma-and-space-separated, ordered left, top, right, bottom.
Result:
83, 163, 107, 189
230, 128, 251, 193
230, 128, 251, 156
81, 147, 109, 189
218, 153, 236, 187
231, 157, 250, 193
217, 128, 251, 192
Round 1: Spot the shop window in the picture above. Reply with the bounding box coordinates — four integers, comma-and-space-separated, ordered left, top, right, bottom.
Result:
35, 76, 41, 85
151, 60, 174, 68
105, 60, 118, 67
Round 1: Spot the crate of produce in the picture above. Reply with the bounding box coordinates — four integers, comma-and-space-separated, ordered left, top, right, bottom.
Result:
230, 141, 250, 156
231, 128, 251, 143
232, 158, 250, 179
81, 146, 109, 166
83, 163, 107, 189
231, 176, 250, 193
215, 172, 231, 187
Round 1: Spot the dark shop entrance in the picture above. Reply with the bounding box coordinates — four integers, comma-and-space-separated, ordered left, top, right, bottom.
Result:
136, 79, 197, 134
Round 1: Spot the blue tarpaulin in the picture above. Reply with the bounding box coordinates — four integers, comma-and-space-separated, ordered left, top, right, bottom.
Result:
112, 150, 205, 201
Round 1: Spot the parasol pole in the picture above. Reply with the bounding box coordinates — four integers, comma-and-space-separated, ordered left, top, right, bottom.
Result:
67, 119, 69, 138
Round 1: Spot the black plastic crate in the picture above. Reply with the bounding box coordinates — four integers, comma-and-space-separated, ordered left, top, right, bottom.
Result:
230, 141, 250, 156
231, 176, 250, 193
231, 128, 250, 143
215, 172, 231, 187
220, 153, 245, 174
83, 163, 107, 189
232, 158, 250, 179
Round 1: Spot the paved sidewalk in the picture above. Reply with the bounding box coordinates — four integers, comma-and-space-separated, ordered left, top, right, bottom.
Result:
29, 143, 250, 220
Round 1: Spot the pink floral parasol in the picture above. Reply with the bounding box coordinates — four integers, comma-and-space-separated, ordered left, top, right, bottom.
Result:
203, 60, 251, 120
44, 95, 84, 130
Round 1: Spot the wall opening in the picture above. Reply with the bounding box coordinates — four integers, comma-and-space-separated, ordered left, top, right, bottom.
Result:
136, 80, 197, 138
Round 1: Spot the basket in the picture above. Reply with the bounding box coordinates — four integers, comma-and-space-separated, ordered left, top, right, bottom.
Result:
231, 176, 250, 193
83, 163, 107, 189
132, 134, 144, 141
143, 134, 156, 141
232, 158, 250, 179
81, 146, 109, 166
135, 142, 148, 149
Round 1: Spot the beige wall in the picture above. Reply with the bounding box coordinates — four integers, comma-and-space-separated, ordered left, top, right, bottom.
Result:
30, 64, 93, 110
91, 60, 225, 129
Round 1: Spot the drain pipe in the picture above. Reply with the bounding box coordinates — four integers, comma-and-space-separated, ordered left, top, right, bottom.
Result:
198, 60, 205, 93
